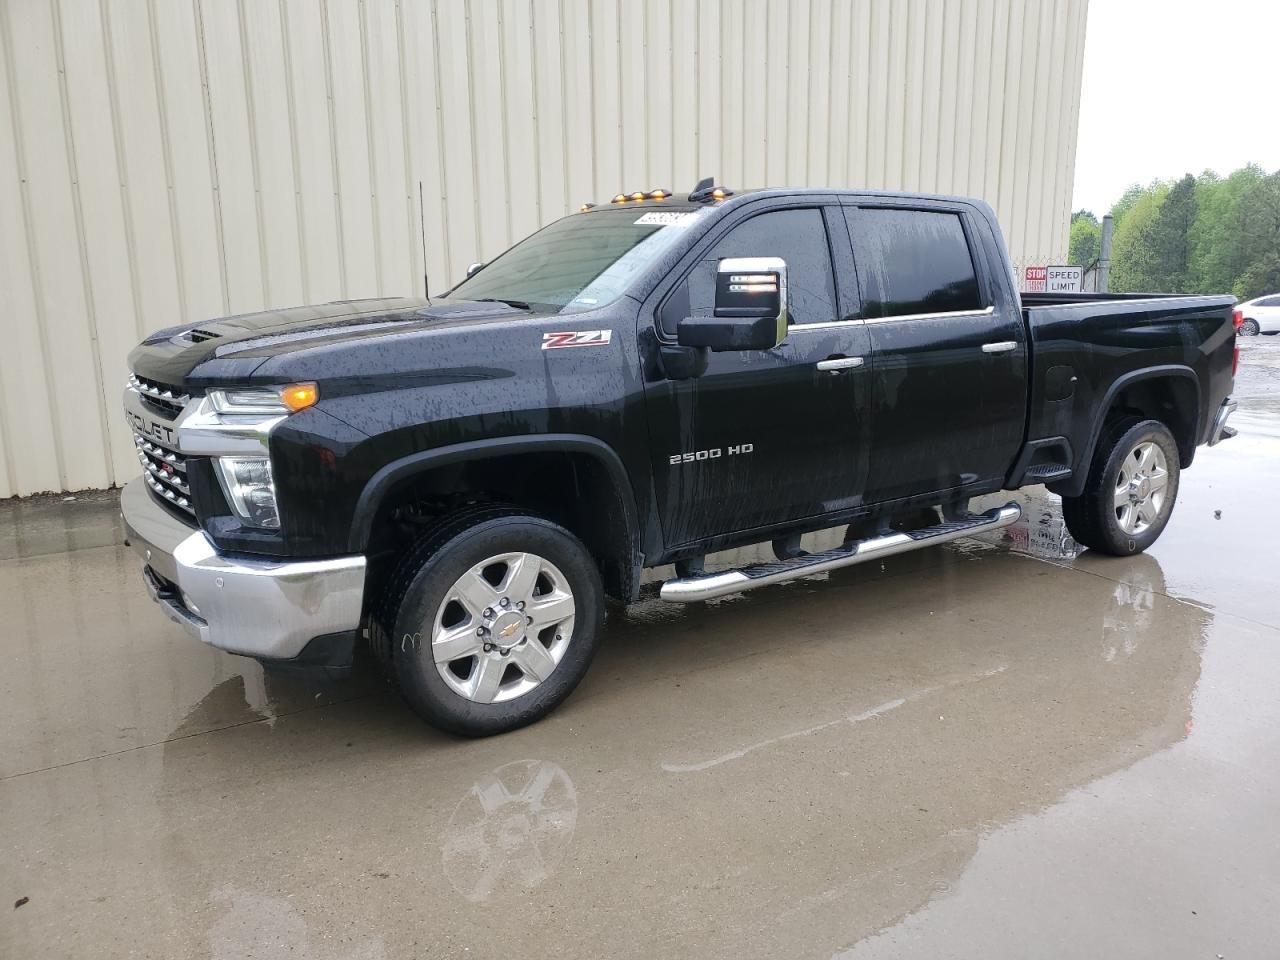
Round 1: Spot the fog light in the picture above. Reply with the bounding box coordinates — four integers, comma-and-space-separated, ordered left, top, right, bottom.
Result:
214, 456, 280, 529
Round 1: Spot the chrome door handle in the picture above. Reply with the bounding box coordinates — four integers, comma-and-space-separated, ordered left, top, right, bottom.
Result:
816, 357, 865, 372
982, 341, 1017, 354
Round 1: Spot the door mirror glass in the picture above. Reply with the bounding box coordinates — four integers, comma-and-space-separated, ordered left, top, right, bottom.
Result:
677, 257, 788, 351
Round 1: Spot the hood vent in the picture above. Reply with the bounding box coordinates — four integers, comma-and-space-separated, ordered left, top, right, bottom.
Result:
188, 327, 221, 343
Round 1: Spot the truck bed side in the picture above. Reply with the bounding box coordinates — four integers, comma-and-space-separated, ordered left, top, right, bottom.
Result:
1022, 292, 1236, 497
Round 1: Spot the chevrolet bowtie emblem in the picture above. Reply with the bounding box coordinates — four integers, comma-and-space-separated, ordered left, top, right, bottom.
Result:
498, 621, 521, 639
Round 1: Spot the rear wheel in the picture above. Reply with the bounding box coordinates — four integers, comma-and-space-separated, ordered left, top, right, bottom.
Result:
374, 509, 603, 736
1061, 419, 1180, 556
1239, 318, 1260, 336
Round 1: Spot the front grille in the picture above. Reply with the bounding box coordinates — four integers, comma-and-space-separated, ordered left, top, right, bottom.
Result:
129, 374, 190, 418
134, 434, 194, 518
128, 373, 195, 520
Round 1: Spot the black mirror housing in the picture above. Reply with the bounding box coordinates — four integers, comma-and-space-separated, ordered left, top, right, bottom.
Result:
677, 314, 785, 351
676, 256, 788, 352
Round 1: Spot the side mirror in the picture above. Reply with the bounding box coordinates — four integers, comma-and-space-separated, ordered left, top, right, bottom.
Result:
677, 257, 787, 351
465, 261, 485, 278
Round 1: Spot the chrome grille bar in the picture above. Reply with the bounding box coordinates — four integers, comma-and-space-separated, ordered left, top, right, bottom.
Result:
136, 450, 191, 495
134, 436, 187, 473
129, 374, 190, 405
142, 472, 192, 512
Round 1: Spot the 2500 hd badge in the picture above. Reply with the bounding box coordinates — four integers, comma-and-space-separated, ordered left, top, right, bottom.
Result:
668, 443, 754, 465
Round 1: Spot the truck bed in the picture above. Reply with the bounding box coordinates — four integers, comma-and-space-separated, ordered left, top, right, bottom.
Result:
1019, 291, 1237, 495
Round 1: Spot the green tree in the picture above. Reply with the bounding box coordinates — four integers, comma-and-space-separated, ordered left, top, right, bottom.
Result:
1110, 183, 1153, 230
1147, 173, 1197, 292
1101, 164, 1280, 297
1109, 185, 1168, 293
1187, 167, 1263, 293
1234, 171, 1280, 299
1069, 210, 1101, 267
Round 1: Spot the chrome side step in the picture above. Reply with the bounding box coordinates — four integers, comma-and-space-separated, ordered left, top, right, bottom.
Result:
659, 502, 1022, 603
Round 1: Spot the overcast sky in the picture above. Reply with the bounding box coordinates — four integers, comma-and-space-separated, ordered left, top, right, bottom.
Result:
1072, 0, 1280, 215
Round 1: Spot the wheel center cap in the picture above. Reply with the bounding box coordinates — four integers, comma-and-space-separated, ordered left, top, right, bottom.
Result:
491, 611, 525, 646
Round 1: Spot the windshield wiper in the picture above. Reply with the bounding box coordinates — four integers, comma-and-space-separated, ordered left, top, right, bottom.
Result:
471, 297, 533, 311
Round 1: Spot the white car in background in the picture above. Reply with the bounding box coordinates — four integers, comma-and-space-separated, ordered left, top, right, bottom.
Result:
1237, 294, 1280, 335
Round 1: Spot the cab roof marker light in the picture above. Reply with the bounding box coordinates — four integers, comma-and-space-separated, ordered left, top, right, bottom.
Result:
580, 202, 597, 212
648, 188, 670, 199
630, 191, 645, 201
688, 175, 733, 202
612, 194, 627, 204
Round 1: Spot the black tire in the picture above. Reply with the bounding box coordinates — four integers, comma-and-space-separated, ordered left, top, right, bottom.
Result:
1061, 418, 1180, 556
1239, 318, 1260, 336
373, 507, 604, 736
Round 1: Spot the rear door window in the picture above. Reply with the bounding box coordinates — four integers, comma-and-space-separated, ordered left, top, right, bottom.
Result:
847, 208, 984, 319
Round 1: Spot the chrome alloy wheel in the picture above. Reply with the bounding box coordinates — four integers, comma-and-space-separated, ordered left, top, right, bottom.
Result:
430, 552, 576, 704
1114, 441, 1169, 535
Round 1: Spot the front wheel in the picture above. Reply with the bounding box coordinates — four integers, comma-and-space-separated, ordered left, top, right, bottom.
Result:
1239, 318, 1260, 336
375, 509, 603, 736
1061, 419, 1181, 556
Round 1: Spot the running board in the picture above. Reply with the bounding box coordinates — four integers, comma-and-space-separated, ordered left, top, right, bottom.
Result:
659, 502, 1022, 603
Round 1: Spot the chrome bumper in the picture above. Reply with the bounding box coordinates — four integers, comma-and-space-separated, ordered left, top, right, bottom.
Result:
119, 478, 366, 660
1209, 398, 1238, 446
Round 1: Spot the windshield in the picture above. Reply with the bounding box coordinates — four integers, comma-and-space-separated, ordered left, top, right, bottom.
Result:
448, 207, 710, 313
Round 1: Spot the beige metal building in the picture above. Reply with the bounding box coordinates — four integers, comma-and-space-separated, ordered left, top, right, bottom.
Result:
0, 0, 1088, 497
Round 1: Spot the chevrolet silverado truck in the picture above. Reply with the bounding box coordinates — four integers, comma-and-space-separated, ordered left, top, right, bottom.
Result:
120, 181, 1240, 736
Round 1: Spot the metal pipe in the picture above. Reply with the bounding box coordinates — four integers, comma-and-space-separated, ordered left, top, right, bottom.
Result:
1099, 214, 1114, 292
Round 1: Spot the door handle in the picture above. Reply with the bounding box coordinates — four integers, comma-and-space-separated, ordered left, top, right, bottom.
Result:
816, 356, 865, 372
981, 341, 1017, 354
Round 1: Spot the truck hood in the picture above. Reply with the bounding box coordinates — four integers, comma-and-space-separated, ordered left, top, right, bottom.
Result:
128, 296, 549, 385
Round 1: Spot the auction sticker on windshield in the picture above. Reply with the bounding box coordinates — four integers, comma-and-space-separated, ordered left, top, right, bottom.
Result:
634, 212, 698, 226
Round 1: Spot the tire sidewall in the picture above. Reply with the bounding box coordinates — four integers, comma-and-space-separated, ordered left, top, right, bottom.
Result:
391, 516, 604, 736
1097, 420, 1181, 554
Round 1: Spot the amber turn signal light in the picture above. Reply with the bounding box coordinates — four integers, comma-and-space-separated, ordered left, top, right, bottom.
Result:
281, 382, 319, 412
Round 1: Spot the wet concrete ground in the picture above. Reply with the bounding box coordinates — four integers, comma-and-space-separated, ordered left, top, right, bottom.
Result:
3, 340, 1279, 959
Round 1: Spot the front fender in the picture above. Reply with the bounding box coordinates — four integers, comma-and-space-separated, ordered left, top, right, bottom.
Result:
347, 433, 641, 555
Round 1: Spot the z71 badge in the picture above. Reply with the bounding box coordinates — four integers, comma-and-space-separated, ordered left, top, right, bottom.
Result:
542, 330, 612, 350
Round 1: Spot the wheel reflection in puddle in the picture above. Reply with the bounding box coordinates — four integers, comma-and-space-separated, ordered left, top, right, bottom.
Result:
440, 759, 577, 903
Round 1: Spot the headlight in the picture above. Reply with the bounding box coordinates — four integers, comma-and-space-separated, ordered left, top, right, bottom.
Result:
182, 383, 317, 530
208, 383, 317, 415
214, 456, 280, 529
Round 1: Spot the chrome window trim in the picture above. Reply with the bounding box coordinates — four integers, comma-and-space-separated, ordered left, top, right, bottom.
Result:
790, 305, 995, 330
789, 318, 865, 331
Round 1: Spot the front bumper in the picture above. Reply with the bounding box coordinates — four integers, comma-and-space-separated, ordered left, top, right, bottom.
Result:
120, 478, 366, 660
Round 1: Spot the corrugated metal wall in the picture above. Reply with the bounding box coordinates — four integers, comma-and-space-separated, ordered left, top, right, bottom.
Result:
0, 0, 1088, 497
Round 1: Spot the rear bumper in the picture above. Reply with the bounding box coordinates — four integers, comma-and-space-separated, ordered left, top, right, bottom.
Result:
119, 478, 366, 660
1208, 398, 1238, 446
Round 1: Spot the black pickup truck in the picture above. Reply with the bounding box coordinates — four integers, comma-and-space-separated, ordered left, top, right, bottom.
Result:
120, 182, 1240, 735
